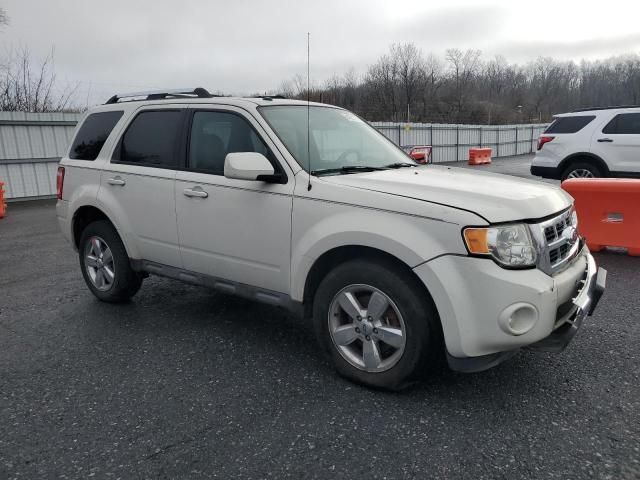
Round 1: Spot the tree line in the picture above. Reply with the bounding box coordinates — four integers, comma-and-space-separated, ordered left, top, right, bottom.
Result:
279, 43, 640, 124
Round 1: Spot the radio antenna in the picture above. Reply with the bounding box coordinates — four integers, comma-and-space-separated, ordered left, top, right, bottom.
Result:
306, 32, 312, 191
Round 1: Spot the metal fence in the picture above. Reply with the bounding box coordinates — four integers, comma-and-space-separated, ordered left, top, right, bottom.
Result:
0, 111, 81, 200
372, 122, 548, 163
0, 112, 547, 200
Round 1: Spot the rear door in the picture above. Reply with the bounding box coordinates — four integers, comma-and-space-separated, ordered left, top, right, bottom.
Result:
98, 106, 186, 267
591, 111, 640, 174
174, 106, 294, 294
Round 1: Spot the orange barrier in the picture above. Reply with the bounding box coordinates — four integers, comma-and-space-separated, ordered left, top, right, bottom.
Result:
468, 147, 492, 165
561, 178, 640, 256
0, 182, 5, 219
408, 145, 432, 164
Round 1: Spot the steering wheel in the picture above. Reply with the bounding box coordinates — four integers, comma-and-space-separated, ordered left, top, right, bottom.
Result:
335, 149, 361, 164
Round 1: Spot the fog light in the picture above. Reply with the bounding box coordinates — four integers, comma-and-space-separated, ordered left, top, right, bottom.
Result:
498, 303, 538, 335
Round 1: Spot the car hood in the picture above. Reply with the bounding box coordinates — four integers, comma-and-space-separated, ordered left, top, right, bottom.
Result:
321, 165, 572, 223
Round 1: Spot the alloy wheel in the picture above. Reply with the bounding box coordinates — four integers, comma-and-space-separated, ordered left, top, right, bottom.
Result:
328, 284, 407, 372
84, 236, 115, 291
567, 168, 595, 179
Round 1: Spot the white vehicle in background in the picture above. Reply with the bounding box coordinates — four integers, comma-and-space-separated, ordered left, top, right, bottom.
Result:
531, 106, 640, 180
56, 88, 605, 390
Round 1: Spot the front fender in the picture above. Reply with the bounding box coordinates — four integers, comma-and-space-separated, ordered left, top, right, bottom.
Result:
290, 205, 468, 302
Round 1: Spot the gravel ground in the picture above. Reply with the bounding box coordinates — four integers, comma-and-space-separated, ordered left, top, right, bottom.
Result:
1, 161, 639, 479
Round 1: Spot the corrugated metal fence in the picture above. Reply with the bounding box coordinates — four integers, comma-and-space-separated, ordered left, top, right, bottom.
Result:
0, 112, 81, 200
0, 112, 546, 200
371, 122, 548, 163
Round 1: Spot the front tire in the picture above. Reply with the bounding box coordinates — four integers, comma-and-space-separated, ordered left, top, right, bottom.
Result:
79, 220, 143, 303
312, 259, 442, 390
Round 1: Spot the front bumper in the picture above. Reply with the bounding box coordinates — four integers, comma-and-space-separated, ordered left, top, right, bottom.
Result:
527, 253, 606, 352
444, 253, 606, 372
413, 247, 606, 372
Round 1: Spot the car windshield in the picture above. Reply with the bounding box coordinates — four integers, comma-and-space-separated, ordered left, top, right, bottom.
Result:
259, 105, 414, 174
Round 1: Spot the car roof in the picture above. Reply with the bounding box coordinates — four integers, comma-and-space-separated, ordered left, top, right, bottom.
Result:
556, 106, 640, 117
86, 96, 335, 114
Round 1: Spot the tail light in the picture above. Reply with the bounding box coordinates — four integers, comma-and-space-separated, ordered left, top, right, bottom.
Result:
537, 136, 555, 151
56, 166, 65, 200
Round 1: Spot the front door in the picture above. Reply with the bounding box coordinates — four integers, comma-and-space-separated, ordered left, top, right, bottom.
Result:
175, 107, 294, 293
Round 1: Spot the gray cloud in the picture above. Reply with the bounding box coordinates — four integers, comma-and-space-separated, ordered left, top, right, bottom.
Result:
490, 34, 640, 63
1, 0, 639, 107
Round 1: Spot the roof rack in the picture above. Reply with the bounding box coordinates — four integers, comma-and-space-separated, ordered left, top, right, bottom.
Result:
572, 105, 640, 112
105, 87, 214, 104
251, 94, 287, 101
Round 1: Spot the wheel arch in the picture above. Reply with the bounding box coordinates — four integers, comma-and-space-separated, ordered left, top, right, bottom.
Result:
71, 205, 135, 258
558, 152, 610, 177
301, 245, 439, 320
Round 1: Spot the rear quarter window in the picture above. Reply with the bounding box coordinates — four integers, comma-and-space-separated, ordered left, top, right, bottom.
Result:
69, 111, 124, 160
544, 115, 595, 134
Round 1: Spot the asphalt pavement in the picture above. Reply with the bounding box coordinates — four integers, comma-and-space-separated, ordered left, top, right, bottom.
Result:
1, 160, 639, 479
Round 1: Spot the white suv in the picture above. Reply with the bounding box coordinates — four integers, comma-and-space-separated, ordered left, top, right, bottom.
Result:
56, 88, 606, 390
531, 106, 640, 180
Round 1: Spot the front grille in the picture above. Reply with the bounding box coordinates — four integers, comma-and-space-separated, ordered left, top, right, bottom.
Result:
534, 208, 580, 275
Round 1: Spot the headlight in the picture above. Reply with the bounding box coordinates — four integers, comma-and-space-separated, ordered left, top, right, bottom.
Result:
463, 223, 537, 268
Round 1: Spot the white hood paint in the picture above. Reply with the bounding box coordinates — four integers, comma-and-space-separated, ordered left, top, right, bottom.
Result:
322, 165, 573, 223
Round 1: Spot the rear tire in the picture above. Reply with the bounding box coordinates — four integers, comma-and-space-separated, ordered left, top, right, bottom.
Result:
561, 161, 602, 181
312, 259, 442, 391
79, 220, 143, 303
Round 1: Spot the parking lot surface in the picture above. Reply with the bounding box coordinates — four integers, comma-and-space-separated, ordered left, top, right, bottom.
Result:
1, 158, 639, 479
442, 153, 559, 184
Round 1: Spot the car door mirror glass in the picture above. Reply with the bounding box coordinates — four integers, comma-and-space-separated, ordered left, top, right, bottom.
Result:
224, 152, 275, 181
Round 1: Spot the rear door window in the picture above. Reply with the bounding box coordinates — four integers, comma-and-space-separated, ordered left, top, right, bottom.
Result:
602, 113, 640, 134
544, 115, 596, 134
115, 110, 184, 168
69, 111, 123, 160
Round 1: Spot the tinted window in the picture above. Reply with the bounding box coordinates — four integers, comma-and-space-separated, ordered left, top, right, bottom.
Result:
69, 111, 123, 160
603, 113, 640, 134
188, 111, 269, 174
117, 110, 183, 167
544, 115, 595, 134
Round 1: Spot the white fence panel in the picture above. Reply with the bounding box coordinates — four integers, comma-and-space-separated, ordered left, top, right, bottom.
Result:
371, 122, 548, 164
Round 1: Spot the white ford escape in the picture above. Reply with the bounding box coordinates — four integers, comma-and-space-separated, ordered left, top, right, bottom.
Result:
56, 88, 606, 390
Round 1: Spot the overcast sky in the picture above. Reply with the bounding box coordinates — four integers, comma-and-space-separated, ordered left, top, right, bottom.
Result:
2, 0, 640, 106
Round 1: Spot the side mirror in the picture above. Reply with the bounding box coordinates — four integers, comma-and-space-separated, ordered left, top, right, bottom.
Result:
224, 152, 275, 182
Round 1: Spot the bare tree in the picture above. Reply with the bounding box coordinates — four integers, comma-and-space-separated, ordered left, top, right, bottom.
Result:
421, 53, 444, 120
391, 43, 424, 122
445, 48, 482, 121
0, 47, 78, 112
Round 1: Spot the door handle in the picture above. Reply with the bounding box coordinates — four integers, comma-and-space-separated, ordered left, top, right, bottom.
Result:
107, 177, 126, 186
597, 138, 613, 143
183, 187, 208, 198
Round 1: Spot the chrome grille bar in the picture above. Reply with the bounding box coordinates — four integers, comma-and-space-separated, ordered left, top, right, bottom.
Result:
530, 208, 581, 275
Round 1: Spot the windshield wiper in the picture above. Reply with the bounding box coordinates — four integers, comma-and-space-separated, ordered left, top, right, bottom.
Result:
384, 162, 418, 168
311, 165, 387, 176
